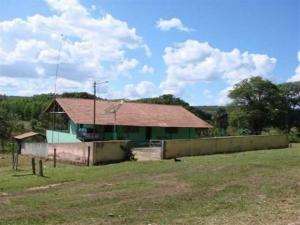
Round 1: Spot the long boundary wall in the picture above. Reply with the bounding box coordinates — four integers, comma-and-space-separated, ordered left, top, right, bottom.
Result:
21, 135, 289, 163
163, 135, 289, 159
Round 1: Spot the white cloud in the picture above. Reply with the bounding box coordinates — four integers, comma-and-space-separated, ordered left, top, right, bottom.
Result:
141, 65, 154, 74
287, 51, 300, 82
0, 76, 19, 87
0, 0, 150, 95
123, 81, 156, 99
0, 75, 92, 96
35, 66, 45, 76
156, 18, 192, 32
161, 39, 277, 96
91, 5, 97, 11
217, 87, 233, 106
45, 0, 88, 17
117, 58, 138, 73
203, 89, 212, 99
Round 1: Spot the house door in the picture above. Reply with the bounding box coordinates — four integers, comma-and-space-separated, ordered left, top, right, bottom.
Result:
146, 127, 152, 140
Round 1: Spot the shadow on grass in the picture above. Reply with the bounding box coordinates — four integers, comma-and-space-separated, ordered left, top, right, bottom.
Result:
12, 173, 50, 178
12, 173, 34, 177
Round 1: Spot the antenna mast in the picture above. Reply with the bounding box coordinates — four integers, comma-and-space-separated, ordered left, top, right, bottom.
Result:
52, 34, 64, 144
54, 34, 64, 96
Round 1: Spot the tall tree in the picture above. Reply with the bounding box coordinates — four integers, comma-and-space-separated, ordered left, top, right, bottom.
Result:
214, 107, 228, 136
229, 76, 281, 134
275, 82, 300, 132
0, 108, 24, 152
0, 111, 9, 152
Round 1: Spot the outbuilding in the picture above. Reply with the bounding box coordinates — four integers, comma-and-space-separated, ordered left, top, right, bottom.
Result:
14, 131, 46, 154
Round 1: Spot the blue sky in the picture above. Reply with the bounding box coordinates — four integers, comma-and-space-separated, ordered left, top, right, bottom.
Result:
0, 0, 299, 105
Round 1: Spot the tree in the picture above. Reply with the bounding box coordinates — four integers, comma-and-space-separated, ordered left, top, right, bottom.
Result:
214, 107, 228, 136
229, 76, 282, 134
275, 82, 300, 132
61, 92, 95, 99
0, 111, 10, 152
0, 107, 24, 152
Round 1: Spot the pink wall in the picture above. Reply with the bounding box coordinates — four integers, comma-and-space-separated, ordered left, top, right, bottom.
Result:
48, 142, 93, 164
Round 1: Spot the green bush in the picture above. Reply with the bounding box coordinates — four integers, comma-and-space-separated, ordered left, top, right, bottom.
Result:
121, 141, 135, 161
288, 131, 300, 143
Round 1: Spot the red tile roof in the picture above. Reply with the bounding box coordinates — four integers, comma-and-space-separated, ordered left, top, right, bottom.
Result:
49, 98, 212, 128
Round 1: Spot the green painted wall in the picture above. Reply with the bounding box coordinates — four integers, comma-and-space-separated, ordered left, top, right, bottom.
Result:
47, 118, 208, 144
69, 120, 77, 135
46, 130, 81, 143
117, 126, 146, 141
151, 127, 199, 140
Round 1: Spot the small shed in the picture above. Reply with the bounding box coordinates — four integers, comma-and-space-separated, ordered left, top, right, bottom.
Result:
14, 132, 46, 154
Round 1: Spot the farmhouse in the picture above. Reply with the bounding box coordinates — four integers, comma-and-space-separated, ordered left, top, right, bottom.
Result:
46, 98, 212, 143
45, 98, 212, 144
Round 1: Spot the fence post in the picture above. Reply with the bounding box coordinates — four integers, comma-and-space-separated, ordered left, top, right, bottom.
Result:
14, 153, 18, 171
38, 160, 44, 177
53, 148, 56, 168
161, 140, 165, 159
12, 147, 15, 170
87, 146, 90, 166
31, 158, 36, 175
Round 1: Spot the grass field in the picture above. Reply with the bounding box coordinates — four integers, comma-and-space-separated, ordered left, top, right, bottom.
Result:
0, 145, 299, 225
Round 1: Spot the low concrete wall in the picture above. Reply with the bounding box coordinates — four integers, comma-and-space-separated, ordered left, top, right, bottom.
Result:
93, 140, 128, 164
132, 147, 162, 161
21, 143, 48, 157
163, 135, 289, 159
21, 141, 128, 165
48, 142, 93, 164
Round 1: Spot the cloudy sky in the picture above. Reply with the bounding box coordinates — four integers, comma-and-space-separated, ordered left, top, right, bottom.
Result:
0, 0, 299, 105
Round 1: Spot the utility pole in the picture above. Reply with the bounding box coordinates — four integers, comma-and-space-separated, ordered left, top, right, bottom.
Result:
93, 81, 96, 141
93, 81, 108, 141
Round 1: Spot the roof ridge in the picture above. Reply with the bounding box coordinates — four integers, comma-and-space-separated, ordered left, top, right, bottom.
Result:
125, 101, 185, 107
57, 97, 185, 107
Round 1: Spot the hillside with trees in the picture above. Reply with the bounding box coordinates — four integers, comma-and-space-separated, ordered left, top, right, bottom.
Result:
0, 78, 299, 151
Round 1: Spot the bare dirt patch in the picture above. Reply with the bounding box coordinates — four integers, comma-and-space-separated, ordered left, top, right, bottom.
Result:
26, 183, 63, 192
0, 192, 10, 205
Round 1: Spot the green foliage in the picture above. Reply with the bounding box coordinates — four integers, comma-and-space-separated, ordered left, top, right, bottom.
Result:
288, 128, 300, 143
120, 141, 136, 161
276, 82, 300, 131
229, 77, 281, 134
228, 77, 300, 135
213, 107, 229, 136
60, 92, 95, 99
0, 92, 97, 133
0, 106, 24, 152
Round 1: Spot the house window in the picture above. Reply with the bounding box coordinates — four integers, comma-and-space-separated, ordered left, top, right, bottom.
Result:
86, 128, 93, 133
124, 126, 139, 133
165, 127, 178, 134
196, 128, 203, 136
104, 126, 114, 132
